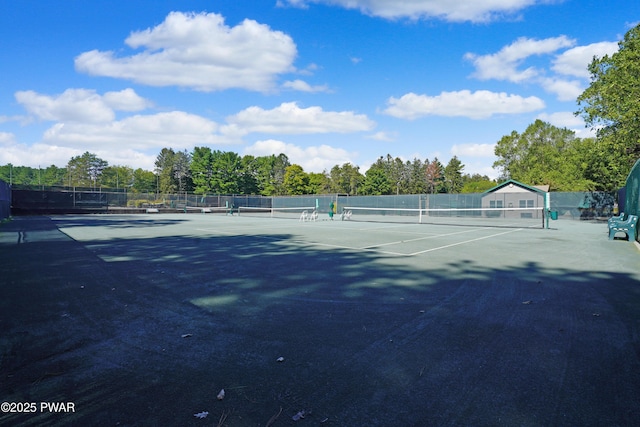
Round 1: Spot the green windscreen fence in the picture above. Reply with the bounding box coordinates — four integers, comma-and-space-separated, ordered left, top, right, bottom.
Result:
624, 159, 640, 217
7, 186, 619, 223
0, 179, 9, 220
9, 187, 272, 213
548, 191, 616, 220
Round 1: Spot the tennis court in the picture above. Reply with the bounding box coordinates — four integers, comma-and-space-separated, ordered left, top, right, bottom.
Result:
1, 212, 640, 426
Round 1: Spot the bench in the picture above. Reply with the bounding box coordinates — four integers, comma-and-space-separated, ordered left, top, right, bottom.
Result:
146, 208, 159, 213
608, 212, 626, 227
608, 214, 638, 240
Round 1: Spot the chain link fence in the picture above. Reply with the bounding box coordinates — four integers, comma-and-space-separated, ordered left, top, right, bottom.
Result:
8, 185, 619, 221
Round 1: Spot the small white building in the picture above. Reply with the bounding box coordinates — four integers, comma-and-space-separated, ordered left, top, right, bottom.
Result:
482, 179, 547, 219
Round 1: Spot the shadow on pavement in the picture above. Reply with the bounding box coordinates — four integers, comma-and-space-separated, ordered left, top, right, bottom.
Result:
1, 216, 640, 426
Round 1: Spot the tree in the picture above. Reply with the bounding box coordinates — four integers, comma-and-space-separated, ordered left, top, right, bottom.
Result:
443, 156, 465, 193
151, 148, 193, 193
307, 172, 330, 194
330, 163, 363, 195
361, 164, 392, 195
66, 152, 108, 188
211, 151, 243, 194
493, 130, 521, 181
283, 164, 309, 195
41, 165, 66, 187
155, 148, 178, 193
190, 146, 214, 194
173, 150, 193, 192
271, 153, 290, 195
131, 168, 157, 193
425, 158, 443, 194
576, 23, 640, 188
572, 136, 621, 191
461, 174, 496, 193
369, 155, 408, 194
238, 155, 260, 195
493, 120, 596, 191
254, 154, 290, 195
407, 158, 428, 194
101, 165, 134, 190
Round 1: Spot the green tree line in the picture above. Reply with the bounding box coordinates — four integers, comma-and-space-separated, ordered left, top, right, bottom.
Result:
0, 149, 492, 196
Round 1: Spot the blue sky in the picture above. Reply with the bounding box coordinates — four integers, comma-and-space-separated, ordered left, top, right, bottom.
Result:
0, 0, 637, 178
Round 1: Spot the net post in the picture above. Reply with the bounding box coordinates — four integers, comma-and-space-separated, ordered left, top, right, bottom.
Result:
544, 192, 550, 229
419, 195, 423, 224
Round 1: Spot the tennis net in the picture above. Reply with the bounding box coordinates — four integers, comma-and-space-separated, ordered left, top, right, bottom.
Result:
237, 206, 316, 220
184, 206, 229, 214
342, 206, 545, 228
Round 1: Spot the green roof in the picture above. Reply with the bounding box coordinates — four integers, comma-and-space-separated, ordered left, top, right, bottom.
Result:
483, 179, 547, 194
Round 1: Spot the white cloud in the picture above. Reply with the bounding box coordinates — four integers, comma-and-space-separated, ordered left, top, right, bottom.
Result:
536, 111, 583, 128
464, 161, 499, 180
0, 141, 82, 169
383, 90, 545, 120
0, 138, 159, 171
297, 63, 320, 76
0, 132, 15, 145
7, 88, 379, 171
41, 111, 229, 151
366, 131, 396, 141
465, 37, 620, 103
14, 88, 152, 125
75, 12, 297, 92
278, 0, 552, 22
244, 139, 354, 172
551, 41, 619, 78
103, 88, 153, 111
282, 79, 331, 92
227, 102, 375, 134
538, 77, 583, 101
0, 115, 25, 124
451, 143, 496, 158
465, 36, 576, 82
15, 89, 116, 123
536, 111, 596, 138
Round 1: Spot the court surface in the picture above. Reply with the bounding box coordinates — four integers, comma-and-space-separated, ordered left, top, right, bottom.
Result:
1, 213, 640, 426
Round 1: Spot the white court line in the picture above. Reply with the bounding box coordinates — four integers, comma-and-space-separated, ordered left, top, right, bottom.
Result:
195, 221, 524, 257
408, 228, 523, 256
195, 222, 299, 234
360, 227, 495, 248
